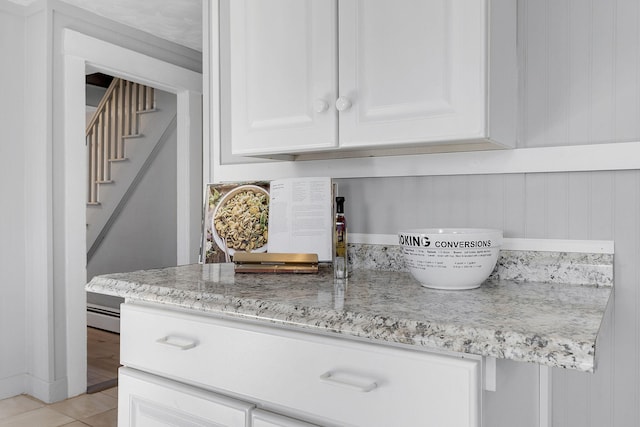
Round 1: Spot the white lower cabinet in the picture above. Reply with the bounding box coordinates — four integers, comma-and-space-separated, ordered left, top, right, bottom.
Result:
251, 409, 319, 427
119, 302, 481, 427
118, 367, 253, 427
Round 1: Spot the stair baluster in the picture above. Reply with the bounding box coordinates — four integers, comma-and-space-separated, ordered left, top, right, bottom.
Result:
146, 87, 154, 111
102, 100, 110, 183
132, 83, 139, 135
116, 79, 124, 160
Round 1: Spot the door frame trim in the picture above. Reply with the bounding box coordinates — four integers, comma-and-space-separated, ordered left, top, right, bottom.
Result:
62, 29, 202, 397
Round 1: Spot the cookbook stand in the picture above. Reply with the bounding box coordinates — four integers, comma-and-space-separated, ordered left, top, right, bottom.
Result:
233, 252, 319, 274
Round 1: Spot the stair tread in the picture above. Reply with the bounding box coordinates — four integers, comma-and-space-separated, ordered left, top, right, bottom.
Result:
108, 157, 128, 162
123, 133, 143, 139
97, 180, 114, 184
137, 108, 157, 114
87, 202, 101, 206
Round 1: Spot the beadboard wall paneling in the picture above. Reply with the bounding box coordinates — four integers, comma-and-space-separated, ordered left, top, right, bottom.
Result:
346, 174, 527, 237
339, 170, 638, 426
610, 170, 640, 426
521, 0, 640, 148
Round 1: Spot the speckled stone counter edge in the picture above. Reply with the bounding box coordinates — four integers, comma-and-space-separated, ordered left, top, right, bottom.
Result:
87, 274, 606, 372
349, 244, 613, 287
86, 244, 613, 373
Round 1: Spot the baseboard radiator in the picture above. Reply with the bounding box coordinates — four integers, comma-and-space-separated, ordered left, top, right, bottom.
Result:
86, 303, 120, 334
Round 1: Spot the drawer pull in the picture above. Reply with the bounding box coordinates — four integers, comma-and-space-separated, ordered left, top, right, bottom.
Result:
319, 371, 378, 393
156, 335, 198, 350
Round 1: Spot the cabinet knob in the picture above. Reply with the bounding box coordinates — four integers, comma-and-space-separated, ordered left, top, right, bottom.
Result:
335, 97, 352, 112
314, 99, 329, 113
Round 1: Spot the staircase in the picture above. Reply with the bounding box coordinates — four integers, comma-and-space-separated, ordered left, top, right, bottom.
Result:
86, 78, 177, 261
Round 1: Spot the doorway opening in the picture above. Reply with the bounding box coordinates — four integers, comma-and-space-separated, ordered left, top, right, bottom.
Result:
83, 72, 179, 392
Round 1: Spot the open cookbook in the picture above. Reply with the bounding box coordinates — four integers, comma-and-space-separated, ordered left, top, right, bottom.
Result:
202, 177, 334, 264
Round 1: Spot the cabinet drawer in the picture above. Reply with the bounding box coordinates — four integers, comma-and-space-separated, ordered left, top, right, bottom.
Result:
121, 303, 480, 427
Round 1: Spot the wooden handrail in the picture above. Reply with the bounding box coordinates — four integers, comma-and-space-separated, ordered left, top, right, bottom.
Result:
86, 77, 121, 135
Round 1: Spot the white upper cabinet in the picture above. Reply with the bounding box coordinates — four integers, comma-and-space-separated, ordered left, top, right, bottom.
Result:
223, 0, 516, 159
339, 0, 487, 148
228, 0, 338, 155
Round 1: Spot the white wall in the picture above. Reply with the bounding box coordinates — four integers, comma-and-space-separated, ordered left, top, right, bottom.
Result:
518, 0, 640, 148
85, 84, 106, 107
0, 3, 27, 400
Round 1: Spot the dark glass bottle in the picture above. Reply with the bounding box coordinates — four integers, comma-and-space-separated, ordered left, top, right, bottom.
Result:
334, 196, 348, 279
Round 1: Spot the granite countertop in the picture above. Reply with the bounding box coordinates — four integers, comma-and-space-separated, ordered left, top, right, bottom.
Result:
86, 250, 613, 373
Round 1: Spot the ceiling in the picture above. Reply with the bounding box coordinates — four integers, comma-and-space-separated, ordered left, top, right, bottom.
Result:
8, 0, 202, 52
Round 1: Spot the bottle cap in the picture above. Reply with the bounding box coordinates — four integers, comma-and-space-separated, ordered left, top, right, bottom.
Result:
336, 196, 345, 214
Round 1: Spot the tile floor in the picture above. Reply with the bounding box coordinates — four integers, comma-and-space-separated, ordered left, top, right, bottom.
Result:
0, 327, 120, 426
0, 386, 117, 427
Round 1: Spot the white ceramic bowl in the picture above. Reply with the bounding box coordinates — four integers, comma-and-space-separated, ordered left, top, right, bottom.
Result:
398, 228, 503, 290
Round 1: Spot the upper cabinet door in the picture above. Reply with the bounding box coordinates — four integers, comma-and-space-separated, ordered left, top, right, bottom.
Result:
337, 0, 487, 148
229, 0, 338, 156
